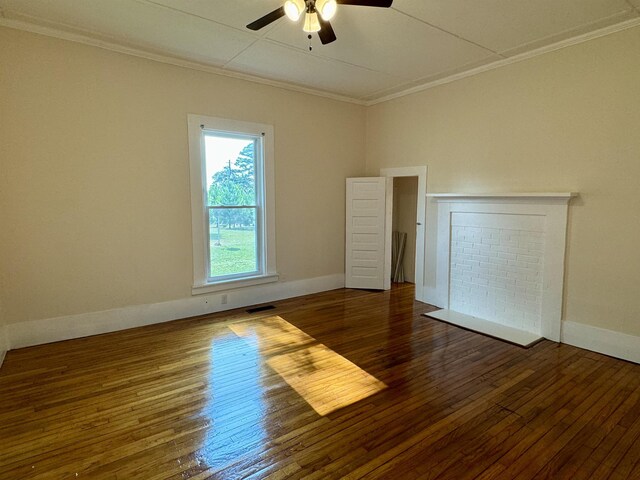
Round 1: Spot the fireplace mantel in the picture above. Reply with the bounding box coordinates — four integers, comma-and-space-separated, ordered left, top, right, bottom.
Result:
424, 191, 577, 345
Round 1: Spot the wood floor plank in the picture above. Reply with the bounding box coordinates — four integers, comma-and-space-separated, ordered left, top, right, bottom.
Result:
0, 284, 638, 479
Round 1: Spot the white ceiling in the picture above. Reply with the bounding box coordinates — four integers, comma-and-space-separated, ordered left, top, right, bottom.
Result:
1, 0, 639, 102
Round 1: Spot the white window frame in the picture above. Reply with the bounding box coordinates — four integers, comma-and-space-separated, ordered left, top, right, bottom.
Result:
188, 114, 277, 294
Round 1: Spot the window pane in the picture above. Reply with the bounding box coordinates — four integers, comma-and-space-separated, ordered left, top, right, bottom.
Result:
204, 135, 256, 207
209, 208, 258, 278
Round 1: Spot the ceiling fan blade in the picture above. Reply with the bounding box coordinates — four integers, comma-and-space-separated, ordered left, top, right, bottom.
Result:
317, 17, 337, 45
246, 6, 285, 31
336, 0, 393, 7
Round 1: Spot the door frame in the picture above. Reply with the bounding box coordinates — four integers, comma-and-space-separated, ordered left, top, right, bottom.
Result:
380, 166, 427, 302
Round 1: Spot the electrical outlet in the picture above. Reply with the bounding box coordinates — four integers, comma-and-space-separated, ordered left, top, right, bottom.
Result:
221, 294, 228, 305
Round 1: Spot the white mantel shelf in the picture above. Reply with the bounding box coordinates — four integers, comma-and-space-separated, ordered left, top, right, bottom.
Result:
428, 192, 577, 203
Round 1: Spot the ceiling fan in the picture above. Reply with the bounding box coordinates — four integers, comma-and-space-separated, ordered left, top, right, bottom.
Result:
246, 0, 393, 46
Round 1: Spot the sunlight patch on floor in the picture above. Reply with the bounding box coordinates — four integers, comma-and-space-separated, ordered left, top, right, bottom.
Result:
229, 316, 386, 416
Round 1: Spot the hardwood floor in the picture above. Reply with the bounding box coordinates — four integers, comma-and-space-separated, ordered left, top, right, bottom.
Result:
1, 284, 639, 479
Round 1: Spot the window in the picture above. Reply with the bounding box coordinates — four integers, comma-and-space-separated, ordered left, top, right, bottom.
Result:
188, 115, 277, 293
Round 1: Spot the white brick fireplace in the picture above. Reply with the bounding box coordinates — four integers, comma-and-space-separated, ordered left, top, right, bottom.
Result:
425, 193, 576, 346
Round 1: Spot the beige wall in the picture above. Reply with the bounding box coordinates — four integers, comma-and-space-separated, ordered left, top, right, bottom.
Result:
3, 22, 640, 341
392, 177, 418, 283
0, 27, 366, 325
366, 26, 640, 337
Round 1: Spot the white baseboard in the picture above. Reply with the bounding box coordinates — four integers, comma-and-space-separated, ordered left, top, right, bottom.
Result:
6, 278, 638, 366
561, 321, 640, 364
5, 273, 345, 350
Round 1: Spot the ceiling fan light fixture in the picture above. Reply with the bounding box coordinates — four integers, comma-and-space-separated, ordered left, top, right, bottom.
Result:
303, 11, 321, 32
284, 0, 305, 21
316, 0, 337, 21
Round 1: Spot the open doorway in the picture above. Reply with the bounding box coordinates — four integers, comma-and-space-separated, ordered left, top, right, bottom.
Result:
392, 177, 418, 283
380, 167, 427, 302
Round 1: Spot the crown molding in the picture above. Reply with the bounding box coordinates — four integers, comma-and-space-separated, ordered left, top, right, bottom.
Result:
0, 16, 367, 106
365, 17, 640, 106
1, 12, 639, 107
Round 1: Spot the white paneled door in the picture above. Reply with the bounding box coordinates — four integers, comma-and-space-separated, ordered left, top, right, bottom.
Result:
345, 177, 392, 290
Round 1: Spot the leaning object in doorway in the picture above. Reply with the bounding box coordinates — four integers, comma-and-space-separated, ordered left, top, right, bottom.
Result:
391, 231, 407, 283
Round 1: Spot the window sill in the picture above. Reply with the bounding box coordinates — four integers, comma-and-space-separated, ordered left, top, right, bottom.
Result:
192, 273, 279, 295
